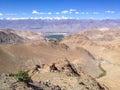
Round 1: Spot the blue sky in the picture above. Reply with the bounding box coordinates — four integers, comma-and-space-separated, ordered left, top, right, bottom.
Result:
0, 0, 119, 19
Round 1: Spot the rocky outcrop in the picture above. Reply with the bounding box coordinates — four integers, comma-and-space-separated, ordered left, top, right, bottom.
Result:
49, 59, 80, 76
0, 59, 108, 90
62, 29, 120, 90
28, 59, 107, 90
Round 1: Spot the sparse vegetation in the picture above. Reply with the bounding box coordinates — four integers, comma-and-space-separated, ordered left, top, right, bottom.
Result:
97, 64, 106, 78
14, 71, 31, 83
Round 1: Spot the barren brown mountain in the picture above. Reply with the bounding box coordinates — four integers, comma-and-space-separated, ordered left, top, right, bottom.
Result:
0, 29, 108, 90
62, 29, 120, 90
0, 41, 102, 77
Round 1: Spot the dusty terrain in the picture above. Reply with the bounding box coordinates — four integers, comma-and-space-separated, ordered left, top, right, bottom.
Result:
0, 29, 119, 90
0, 29, 107, 90
0, 60, 106, 90
28, 59, 106, 90
62, 29, 120, 90
0, 41, 101, 77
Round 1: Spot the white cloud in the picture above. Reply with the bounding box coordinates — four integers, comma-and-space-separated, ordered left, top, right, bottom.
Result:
32, 10, 53, 15
81, 12, 85, 14
75, 12, 79, 14
86, 12, 89, 14
61, 10, 69, 14
79, 12, 89, 14
5, 18, 30, 20
69, 9, 76, 14
1, 17, 76, 20
32, 10, 45, 14
93, 12, 99, 14
48, 12, 52, 15
31, 9, 114, 16
61, 9, 76, 14
32, 9, 78, 15
32, 10, 39, 14
61, 16, 72, 19
56, 12, 60, 14
105, 10, 115, 14
69, 11, 72, 14
70, 9, 76, 12
0, 13, 3, 16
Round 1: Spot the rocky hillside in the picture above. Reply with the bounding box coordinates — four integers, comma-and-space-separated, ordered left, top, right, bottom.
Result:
0, 73, 33, 90
0, 60, 107, 90
0, 29, 45, 44
0, 42, 102, 77
0, 30, 24, 44
61, 29, 120, 90
80, 28, 120, 42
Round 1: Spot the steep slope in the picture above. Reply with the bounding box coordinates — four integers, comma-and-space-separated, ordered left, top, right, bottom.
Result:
0, 60, 107, 90
0, 30, 24, 44
0, 42, 101, 77
0, 29, 45, 44
62, 29, 120, 65
62, 29, 120, 90
15, 30, 45, 42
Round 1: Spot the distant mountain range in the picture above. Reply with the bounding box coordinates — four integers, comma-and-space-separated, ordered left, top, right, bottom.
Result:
0, 19, 120, 33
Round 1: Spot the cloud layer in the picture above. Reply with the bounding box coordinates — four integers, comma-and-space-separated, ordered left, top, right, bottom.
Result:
0, 9, 118, 19
0, 13, 3, 16
32, 9, 116, 15
32, 10, 45, 14
105, 10, 115, 14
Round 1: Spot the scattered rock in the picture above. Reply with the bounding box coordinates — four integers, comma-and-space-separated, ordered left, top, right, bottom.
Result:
28, 59, 107, 90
